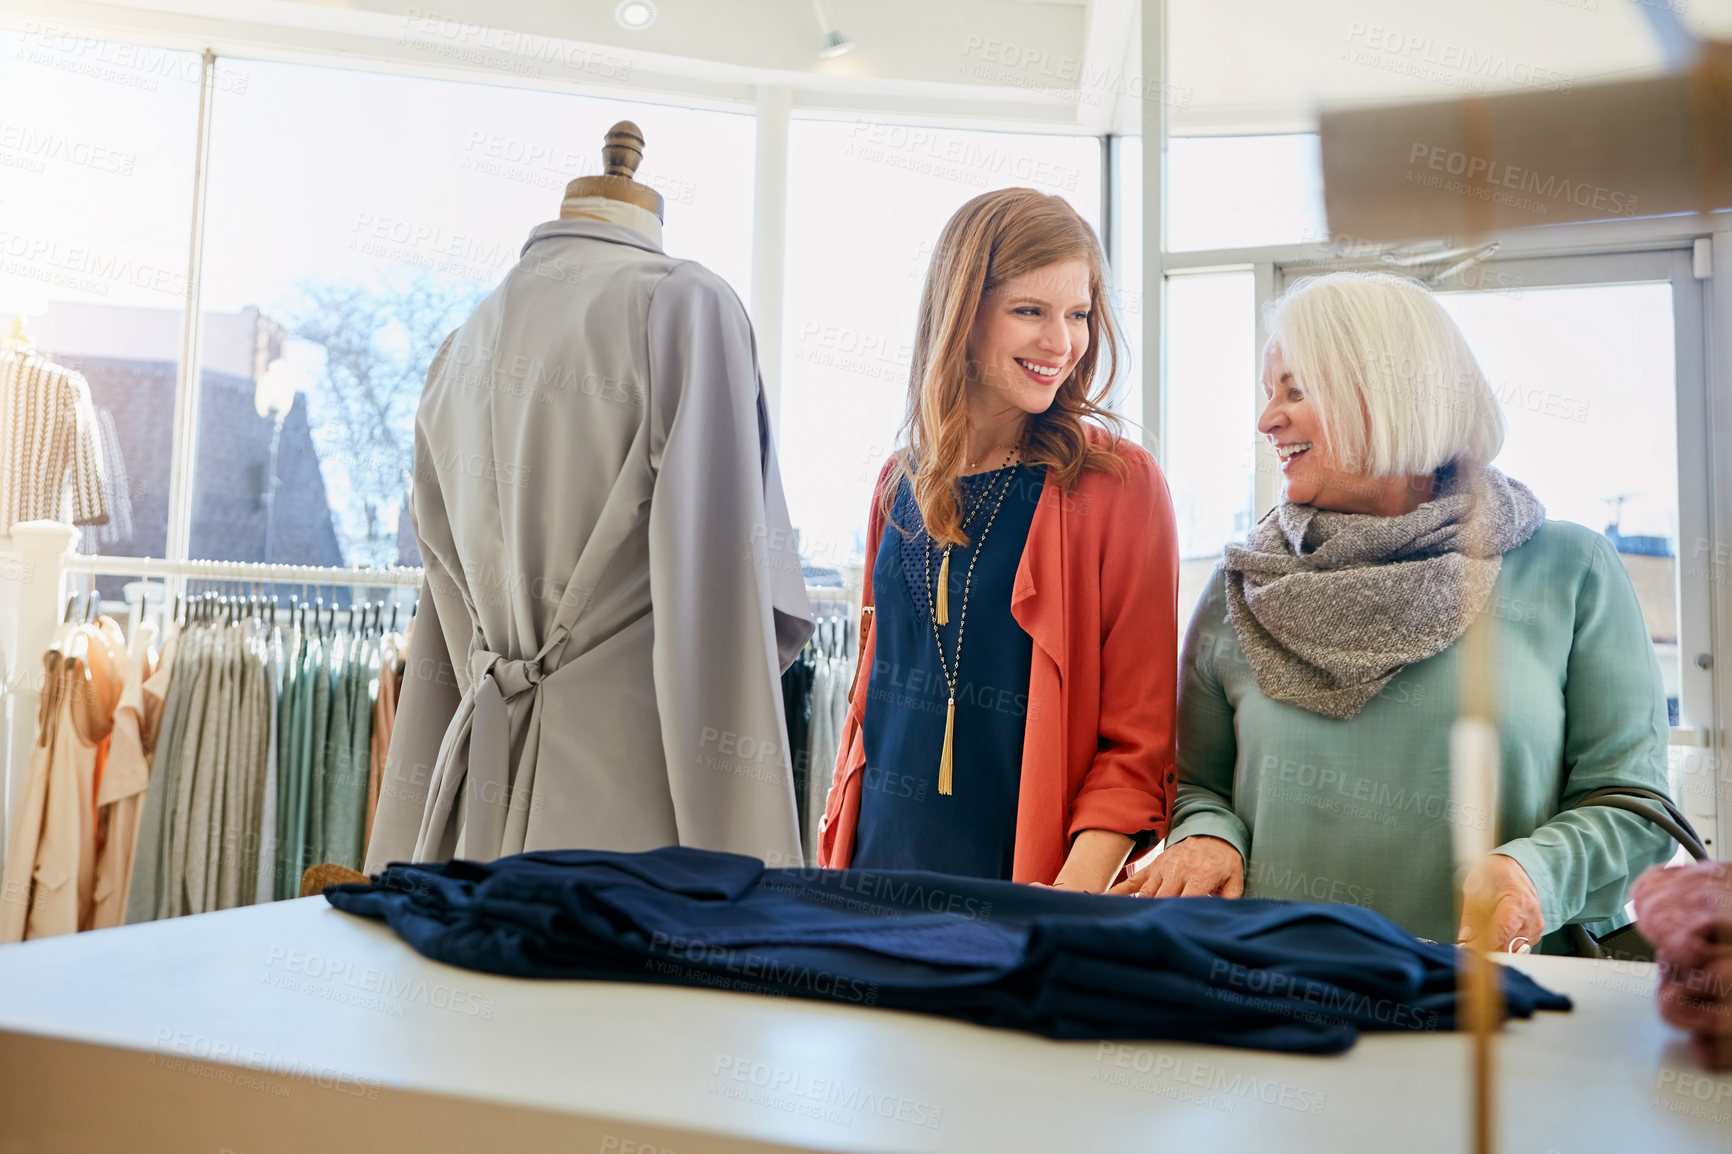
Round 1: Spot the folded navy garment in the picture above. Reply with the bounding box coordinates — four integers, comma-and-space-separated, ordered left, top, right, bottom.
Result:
325, 846, 1571, 1054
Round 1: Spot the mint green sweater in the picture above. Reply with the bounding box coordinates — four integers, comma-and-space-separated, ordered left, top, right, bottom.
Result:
1170, 520, 1676, 950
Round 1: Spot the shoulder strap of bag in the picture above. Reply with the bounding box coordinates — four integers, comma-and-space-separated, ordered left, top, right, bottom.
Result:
1562, 786, 1706, 959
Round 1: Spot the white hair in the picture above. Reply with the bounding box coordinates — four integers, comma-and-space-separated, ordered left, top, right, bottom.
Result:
1264, 272, 1504, 477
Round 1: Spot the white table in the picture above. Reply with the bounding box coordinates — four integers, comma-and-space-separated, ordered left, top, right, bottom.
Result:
0, 896, 1727, 1153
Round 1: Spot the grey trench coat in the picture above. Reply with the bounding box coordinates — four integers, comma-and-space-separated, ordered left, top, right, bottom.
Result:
364, 219, 812, 871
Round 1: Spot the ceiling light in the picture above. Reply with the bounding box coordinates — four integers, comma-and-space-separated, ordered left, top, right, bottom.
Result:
615, 0, 656, 30
813, 0, 852, 58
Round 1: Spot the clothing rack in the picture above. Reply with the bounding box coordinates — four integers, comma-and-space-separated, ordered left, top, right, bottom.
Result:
1, 520, 857, 865
0, 523, 425, 865
57, 553, 426, 589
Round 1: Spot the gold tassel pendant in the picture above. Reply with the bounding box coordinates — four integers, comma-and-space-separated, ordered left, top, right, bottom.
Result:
938, 695, 956, 795
936, 547, 951, 625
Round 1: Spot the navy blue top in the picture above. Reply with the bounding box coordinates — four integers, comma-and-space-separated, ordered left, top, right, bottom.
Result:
854, 464, 1045, 880
327, 845, 1575, 1054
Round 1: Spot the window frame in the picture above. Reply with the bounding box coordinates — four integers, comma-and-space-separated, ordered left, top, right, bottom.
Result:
1221, 240, 1720, 849
6, 10, 1725, 855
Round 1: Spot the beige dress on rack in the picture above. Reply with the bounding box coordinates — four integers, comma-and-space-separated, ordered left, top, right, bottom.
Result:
0, 619, 123, 941
89, 618, 160, 930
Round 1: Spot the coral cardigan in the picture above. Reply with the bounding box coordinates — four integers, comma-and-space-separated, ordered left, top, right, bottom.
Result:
818, 426, 1179, 883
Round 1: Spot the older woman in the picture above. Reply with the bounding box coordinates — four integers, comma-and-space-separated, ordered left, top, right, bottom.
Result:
1112, 271, 1677, 954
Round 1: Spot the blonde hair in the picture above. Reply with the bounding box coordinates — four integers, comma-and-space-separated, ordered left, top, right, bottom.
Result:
1265, 272, 1504, 477
882, 188, 1126, 546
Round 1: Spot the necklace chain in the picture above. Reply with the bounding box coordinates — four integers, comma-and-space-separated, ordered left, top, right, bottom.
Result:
925, 444, 1018, 704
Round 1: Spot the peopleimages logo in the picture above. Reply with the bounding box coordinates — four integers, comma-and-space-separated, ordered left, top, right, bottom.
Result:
710, 1055, 945, 1129
262, 945, 498, 1019
1405, 143, 1640, 217
648, 933, 879, 1004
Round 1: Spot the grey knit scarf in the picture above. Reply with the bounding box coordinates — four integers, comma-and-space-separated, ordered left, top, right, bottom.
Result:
1222, 463, 1545, 720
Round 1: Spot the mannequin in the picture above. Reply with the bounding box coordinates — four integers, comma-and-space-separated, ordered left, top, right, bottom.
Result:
366, 122, 812, 874
558, 121, 664, 248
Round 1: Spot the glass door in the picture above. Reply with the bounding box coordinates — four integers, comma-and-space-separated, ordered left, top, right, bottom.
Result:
1276, 248, 1716, 851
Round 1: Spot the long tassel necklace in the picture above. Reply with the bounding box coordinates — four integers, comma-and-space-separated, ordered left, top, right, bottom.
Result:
925, 445, 1020, 796
936, 444, 1017, 625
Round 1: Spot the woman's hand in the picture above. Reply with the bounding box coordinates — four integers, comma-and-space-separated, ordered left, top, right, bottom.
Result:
1107, 835, 1244, 898
1457, 854, 1544, 953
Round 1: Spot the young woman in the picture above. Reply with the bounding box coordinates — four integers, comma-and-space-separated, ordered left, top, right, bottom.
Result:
817, 187, 1179, 891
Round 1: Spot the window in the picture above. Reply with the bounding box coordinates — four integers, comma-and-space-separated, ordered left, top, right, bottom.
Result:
1436, 280, 1682, 719
1109, 136, 1146, 430
193, 58, 754, 569
1165, 271, 1256, 626
0, 27, 201, 588
1167, 135, 1325, 253
778, 119, 1101, 574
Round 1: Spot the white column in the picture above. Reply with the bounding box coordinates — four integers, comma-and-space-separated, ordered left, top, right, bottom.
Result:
1252, 261, 1280, 519
163, 50, 218, 605
1138, 1, 1166, 467
751, 84, 793, 438
2, 521, 77, 864
1709, 229, 1732, 859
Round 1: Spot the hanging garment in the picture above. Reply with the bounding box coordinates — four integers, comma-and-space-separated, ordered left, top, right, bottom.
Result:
165, 623, 217, 918
781, 647, 815, 830
270, 625, 301, 901
275, 627, 320, 900
89, 618, 160, 929
325, 846, 1572, 1054
117, 620, 178, 925
0, 619, 124, 941
215, 623, 249, 909
128, 621, 199, 924
121, 606, 380, 922
366, 631, 404, 841
320, 634, 353, 870
305, 633, 333, 873
181, 621, 237, 915
92, 407, 133, 546
215, 621, 270, 909
0, 344, 108, 534
0, 657, 80, 940
804, 637, 854, 860
320, 632, 375, 872
254, 624, 286, 905
365, 218, 812, 872
803, 646, 837, 863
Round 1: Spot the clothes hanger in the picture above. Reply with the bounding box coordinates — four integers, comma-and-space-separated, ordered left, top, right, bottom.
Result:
6, 314, 34, 354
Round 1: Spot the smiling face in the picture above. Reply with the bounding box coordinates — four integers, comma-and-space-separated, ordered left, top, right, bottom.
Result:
965, 258, 1092, 424
1258, 338, 1426, 515
1258, 339, 1334, 506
